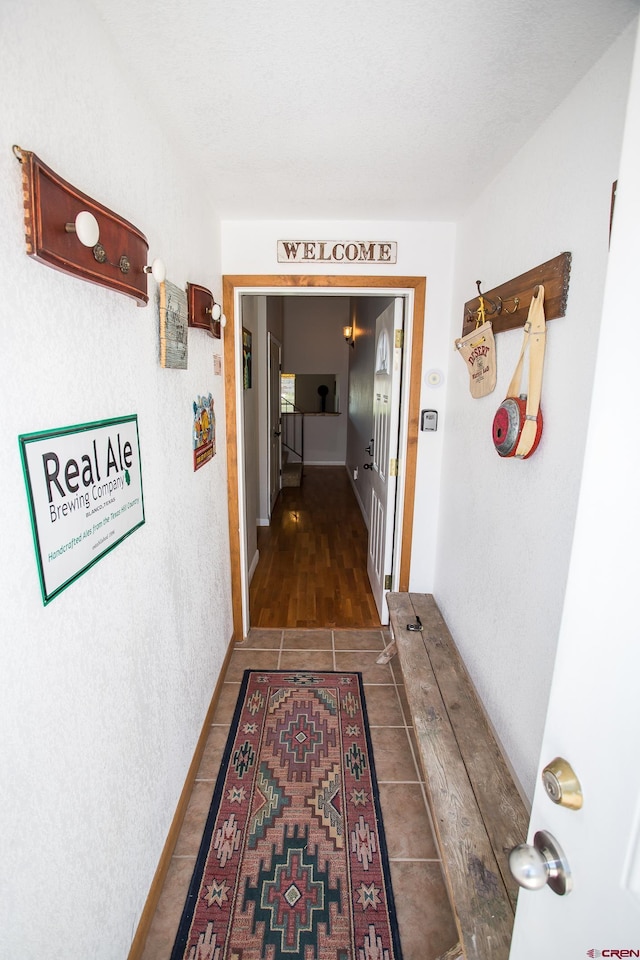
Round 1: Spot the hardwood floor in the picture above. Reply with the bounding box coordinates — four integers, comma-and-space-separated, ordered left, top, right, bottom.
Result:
249, 466, 381, 628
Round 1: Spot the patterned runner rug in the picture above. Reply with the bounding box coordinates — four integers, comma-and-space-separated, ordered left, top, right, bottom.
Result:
171, 670, 403, 960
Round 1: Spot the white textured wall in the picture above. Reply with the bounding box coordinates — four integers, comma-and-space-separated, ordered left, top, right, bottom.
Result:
435, 24, 637, 800
221, 221, 457, 588
0, 1, 231, 956
283, 297, 351, 464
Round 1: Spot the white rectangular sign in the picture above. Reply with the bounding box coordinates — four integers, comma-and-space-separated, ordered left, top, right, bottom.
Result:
19, 416, 145, 604
277, 240, 397, 264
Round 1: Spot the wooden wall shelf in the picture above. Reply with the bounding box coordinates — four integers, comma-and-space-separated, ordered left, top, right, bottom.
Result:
461, 252, 571, 338
15, 147, 149, 305
187, 282, 220, 338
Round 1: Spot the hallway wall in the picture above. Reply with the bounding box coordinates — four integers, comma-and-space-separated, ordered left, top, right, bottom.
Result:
435, 22, 637, 800
283, 297, 351, 464
0, 1, 230, 956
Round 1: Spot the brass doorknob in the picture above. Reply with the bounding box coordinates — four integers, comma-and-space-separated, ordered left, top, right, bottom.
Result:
541, 757, 583, 810
509, 830, 572, 896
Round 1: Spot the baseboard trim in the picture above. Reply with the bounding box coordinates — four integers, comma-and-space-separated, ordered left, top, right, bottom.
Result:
248, 548, 260, 584
346, 464, 369, 530
127, 635, 236, 959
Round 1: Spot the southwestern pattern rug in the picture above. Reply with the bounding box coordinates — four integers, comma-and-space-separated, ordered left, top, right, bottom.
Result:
171, 670, 403, 960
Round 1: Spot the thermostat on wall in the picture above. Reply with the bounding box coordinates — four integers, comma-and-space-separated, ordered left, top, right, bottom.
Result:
421, 409, 438, 431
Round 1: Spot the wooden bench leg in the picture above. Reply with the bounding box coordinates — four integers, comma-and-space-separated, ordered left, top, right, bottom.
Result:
435, 944, 463, 960
375, 640, 397, 665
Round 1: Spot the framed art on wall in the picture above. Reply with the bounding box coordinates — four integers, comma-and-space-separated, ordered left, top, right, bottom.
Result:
242, 327, 252, 389
193, 394, 216, 471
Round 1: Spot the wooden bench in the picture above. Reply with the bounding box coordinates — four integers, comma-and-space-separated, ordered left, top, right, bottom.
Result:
383, 593, 530, 960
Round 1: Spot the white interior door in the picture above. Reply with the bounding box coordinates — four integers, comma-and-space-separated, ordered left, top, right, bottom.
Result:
367, 298, 404, 624
510, 23, 640, 955
268, 334, 282, 515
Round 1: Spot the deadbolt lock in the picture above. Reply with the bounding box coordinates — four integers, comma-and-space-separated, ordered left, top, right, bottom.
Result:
541, 757, 583, 810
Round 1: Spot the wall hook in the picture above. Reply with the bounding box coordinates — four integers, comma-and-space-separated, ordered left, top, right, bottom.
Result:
497, 295, 520, 315
474, 280, 500, 326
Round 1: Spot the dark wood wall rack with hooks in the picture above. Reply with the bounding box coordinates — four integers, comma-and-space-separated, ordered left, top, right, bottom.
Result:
461, 252, 571, 338
14, 145, 149, 305
187, 282, 220, 337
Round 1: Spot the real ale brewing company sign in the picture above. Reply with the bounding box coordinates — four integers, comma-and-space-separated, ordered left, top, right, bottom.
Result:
19, 415, 145, 604
277, 240, 397, 264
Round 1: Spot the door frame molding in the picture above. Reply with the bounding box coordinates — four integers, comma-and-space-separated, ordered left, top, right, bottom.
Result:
267, 331, 282, 516
222, 274, 426, 640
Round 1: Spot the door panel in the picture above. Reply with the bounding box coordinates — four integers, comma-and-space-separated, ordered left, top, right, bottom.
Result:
367, 298, 404, 623
268, 334, 281, 515
510, 23, 640, 954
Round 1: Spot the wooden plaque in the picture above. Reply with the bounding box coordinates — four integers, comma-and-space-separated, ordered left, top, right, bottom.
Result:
16, 148, 149, 305
462, 252, 571, 338
187, 282, 219, 337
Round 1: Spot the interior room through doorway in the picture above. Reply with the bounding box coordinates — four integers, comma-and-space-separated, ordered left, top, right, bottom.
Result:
223, 275, 426, 642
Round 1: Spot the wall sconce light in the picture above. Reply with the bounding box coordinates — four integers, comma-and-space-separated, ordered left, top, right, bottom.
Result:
343, 324, 355, 347
143, 258, 166, 284
14, 145, 149, 305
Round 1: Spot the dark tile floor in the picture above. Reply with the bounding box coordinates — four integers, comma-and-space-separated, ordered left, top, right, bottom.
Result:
140, 629, 459, 960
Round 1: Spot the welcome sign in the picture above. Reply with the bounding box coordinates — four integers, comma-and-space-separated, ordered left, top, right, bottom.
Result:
19, 415, 145, 605
277, 240, 397, 263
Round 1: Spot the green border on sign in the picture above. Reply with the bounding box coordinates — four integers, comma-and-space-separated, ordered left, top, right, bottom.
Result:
18, 414, 145, 606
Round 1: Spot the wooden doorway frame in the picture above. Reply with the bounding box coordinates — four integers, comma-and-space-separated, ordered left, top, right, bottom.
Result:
222, 275, 426, 641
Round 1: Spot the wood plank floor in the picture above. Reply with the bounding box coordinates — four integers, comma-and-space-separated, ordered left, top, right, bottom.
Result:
249, 465, 381, 628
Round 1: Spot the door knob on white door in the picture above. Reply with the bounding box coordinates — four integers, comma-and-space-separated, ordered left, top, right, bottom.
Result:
509, 830, 572, 896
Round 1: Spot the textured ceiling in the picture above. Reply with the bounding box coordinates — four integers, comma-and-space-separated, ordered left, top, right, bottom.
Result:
92, 0, 638, 220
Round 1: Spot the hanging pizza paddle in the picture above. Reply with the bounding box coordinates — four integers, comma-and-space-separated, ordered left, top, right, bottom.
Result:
492, 285, 546, 459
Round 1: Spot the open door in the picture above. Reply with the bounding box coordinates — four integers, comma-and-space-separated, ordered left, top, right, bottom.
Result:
510, 23, 640, 954
268, 333, 282, 515
367, 297, 404, 624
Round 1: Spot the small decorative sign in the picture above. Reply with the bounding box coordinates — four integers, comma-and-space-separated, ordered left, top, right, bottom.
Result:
158, 280, 188, 369
193, 394, 216, 471
277, 240, 397, 264
19, 416, 145, 605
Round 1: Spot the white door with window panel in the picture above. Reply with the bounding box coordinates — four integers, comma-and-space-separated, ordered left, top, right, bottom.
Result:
268, 334, 282, 515
510, 24, 640, 955
367, 298, 404, 624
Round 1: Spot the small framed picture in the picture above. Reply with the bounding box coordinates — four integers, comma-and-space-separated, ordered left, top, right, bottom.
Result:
242, 328, 252, 389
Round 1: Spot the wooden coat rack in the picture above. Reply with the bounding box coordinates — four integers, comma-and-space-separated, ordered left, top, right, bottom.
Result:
461, 252, 571, 338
